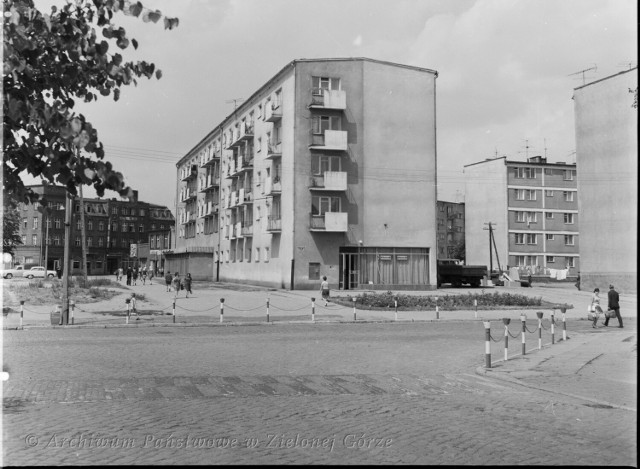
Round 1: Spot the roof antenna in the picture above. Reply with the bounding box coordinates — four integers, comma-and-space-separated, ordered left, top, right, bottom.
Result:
568, 64, 597, 85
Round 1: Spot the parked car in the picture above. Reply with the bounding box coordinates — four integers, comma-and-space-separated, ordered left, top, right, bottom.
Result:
1, 265, 27, 279
23, 266, 57, 279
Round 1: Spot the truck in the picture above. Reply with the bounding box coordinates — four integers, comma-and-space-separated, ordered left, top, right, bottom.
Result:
437, 259, 488, 288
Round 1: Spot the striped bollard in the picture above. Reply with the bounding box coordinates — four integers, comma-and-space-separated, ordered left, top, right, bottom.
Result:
266, 297, 270, 323
125, 298, 131, 325
561, 307, 567, 341
311, 298, 315, 322
503, 318, 511, 361
435, 296, 439, 319
520, 314, 527, 356
550, 311, 555, 344
394, 297, 398, 321
57, 305, 62, 325
172, 300, 176, 323
20, 300, 24, 329
70, 300, 75, 325
352, 297, 357, 321
131, 294, 136, 315
220, 298, 225, 323
474, 298, 478, 319
536, 311, 543, 350
483, 321, 491, 368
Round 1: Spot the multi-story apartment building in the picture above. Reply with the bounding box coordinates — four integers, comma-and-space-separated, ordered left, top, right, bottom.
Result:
436, 201, 465, 260
168, 58, 439, 289
464, 156, 579, 278
573, 67, 638, 291
11, 185, 174, 275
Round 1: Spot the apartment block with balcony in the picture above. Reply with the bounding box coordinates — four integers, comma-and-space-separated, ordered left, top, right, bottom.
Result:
464, 156, 579, 279
169, 58, 438, 289
436, 201, 465, 260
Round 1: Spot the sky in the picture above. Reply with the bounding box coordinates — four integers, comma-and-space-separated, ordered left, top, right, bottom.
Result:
31, 0, 638, 210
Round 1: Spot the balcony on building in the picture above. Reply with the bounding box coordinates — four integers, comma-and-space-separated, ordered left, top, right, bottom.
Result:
180, 187, 197, 203
266, 215, 282, 232
224, 225, 230, 239
309, 130, 348, 151
199, 148, 220, 167
309, 212, 348, 232
263, 176, 282, 195
198, 173, 220, 192
228, 122, 255, 148
181, 164, 198, 181
265, 142, 282, 160
239, 188, 253, 204
230, 156, 253, 178
230, 191, 238, 207
309, 171, 348, 191
181, 212, 196, 225
241, 223, 253, 237
264, 101, 282, 122
309, 89, 346, 110
233, 222, 242, 239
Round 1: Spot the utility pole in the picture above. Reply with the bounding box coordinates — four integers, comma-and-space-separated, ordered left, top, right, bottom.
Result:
61, 193, 72, 325
483, 222, 502, 273
79, 183, 88, 285
44, 211, 50, 270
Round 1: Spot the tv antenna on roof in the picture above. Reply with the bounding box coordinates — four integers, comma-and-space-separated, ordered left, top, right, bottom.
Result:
617, 61, 637, 71
568, 64, 597, 85
226, 98, 244, 112
518, 138, 534, 159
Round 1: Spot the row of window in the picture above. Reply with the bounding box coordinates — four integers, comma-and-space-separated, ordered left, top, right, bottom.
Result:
514, 189, 575, 201
23, 218, 167, 232
514, 167, 576, 180
513, 233, 576, 245
23, 235, 158, 249
514, 255, 576, 268
514, 211, 575, 224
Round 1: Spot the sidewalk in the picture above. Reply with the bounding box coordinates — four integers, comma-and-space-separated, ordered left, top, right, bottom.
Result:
476, 322, 637, 412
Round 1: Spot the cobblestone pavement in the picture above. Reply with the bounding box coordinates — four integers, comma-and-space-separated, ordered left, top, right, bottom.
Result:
2, 322, 636, 465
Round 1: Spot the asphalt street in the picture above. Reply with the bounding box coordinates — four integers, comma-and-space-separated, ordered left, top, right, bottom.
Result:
2, 320, 637, 465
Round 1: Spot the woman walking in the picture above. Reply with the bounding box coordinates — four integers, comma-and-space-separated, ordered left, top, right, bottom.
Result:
172, 272, 181, 296
182, 273, 193, 298
590, 288, 604, 328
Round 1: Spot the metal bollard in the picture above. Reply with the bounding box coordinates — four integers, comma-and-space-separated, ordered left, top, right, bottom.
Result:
20, 300, 24, 329
474, 298, 478, 319
483, 321, 491, 368
70, 300, 75, 325
551, 311, 555, 344
311, 298, 315, 322
266, 297, 270, 323
503, 318, 511, 361
435, 296, 439, 319
561, 307, 567, 341
536, 311, 544, 350
125, 298, 131, 324
172, 300, 176, 323
521, 314, 527, 356
131, 293, 136, 315
352, 297, 357, 321
220, 298, 225, 323
57, 305, 62, 326
394, 297, 398, 321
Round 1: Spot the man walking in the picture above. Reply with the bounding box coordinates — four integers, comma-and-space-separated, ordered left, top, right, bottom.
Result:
604, 284, 623, 328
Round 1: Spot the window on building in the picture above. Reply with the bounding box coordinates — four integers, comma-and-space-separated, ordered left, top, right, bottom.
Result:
121, 207, 128, 215
312, 115, 341, 134
515, 211, 526, 223
87, 237, 93, 247
515, 167, 536, 179
32, 234, 38, 245
75, 204, 80, 212
563, 169, 576, 181
312, 155, 341, 175
98, 221, 104, 231
129, 224, 134, 232
311, 196, 341, 216
22, 217, 27, 228
544, 168, 553, 175
121, 224, 127, 232
527, 190, 536, 200
526, 234, 537, 245
545, 190, 554, 197
33, 217, 39, 229
563, 191, 574, 202
112, 207, 118, 215
566, 257, 575, 268
546, 234, 555, 241
309, 262, 321, 280
515, 233, 525, 244
87, 221, 93, 231
139, 224, 144, 233
53, 235, 60, 246
96, 261, 103, 270
73, 260, 80, 269
515, 189, 525, 200
255, 247, 260, 262
75, 236, 81, 247
564, 213, 574, 224
140, 209, 145, 216
312, 76, 340, 94
55, 218, 61, 229
545, 212, 553, 219
98, 237, 104, 247
264, 247, 270, 262
564, 235, 575, 246
546, 256, 555, 263
527, 212, 537, 223
21, 235, 26, 245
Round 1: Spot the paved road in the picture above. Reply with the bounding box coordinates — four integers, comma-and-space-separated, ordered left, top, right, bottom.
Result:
2, 322, 636, 465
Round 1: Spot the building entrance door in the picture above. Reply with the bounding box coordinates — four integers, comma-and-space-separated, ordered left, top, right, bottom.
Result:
339, 252, 359, 290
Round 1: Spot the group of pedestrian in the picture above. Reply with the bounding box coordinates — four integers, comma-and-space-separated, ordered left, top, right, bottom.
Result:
589, 284, 623, 328
115, 265, 157, 285
164, 271, 193, 297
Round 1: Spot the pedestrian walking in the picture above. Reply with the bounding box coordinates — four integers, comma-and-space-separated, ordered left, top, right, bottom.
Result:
575, 272, 581, 291
132, 267, 138, 286
182, 273, 192, 298
118, 267, 123, 282
164, 271, 173, 292
148, 268, 154, 285
590, 288, 604, 328
604, 284, 623, 328
141, 268, 147, 285
172, 272, 181, 296
320, 276, 330, 306
126, 267, 132, 286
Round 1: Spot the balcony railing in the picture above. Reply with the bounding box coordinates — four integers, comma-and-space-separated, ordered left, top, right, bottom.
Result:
309, 130, 348, 151
309, 89, 346, 110
309, 212, 348, 232
264, 102, 282, 122
199, 148, 220, 167
264, 177, 282, 195
180, 165, 198, 181
309, 171, 348, 191
265, 142, 282, 159
266, 216, 282, 232
241, 189, 253, 204
228, 122, 255, 148
241, 224, 253, 237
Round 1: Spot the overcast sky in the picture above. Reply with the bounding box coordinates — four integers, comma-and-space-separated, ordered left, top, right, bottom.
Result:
34, 0, 638, 210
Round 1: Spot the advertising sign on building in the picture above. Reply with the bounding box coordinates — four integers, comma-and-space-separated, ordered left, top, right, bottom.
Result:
130, 244, 137, 258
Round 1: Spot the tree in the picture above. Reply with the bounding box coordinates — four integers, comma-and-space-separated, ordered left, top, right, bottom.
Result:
3, 0, 179, 206
2, 193, 24, 256
449, 239, 465, 262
